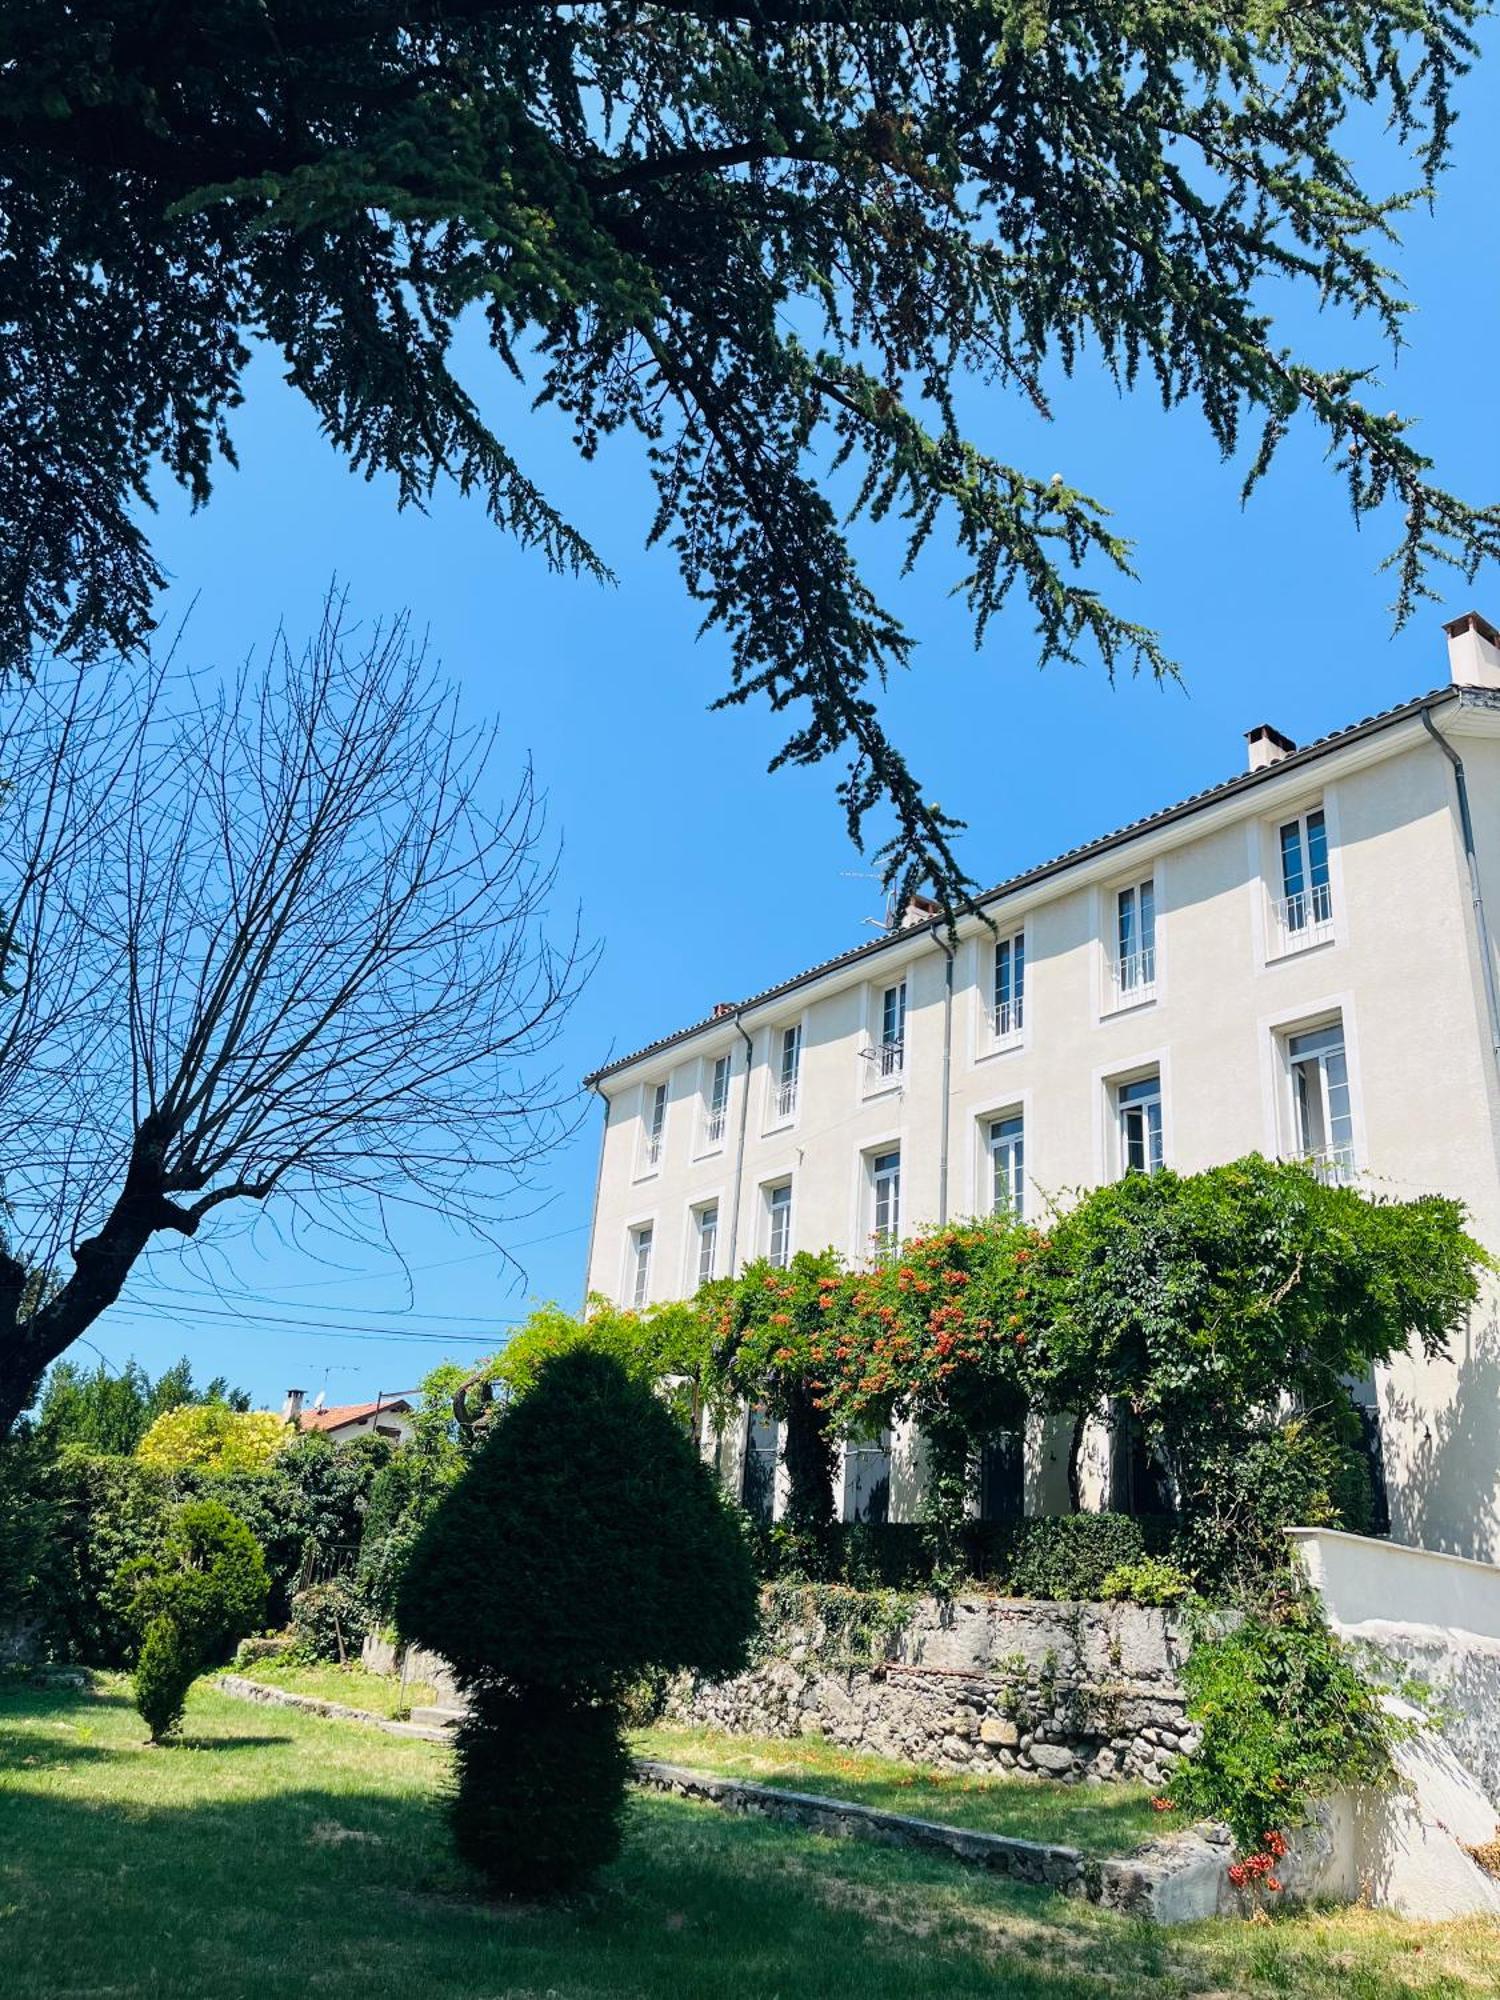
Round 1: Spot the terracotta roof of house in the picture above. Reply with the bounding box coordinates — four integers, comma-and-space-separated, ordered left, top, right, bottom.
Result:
584, 681, 1463, 1087
299, 1398, 412, 1433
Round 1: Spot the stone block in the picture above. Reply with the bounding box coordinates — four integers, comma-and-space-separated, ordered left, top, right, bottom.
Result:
980, 1716, 1020, 1747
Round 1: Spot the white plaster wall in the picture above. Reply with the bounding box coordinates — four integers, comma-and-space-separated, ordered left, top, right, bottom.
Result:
1293, 1527, 1500, 1808
586, 705, 1500, 1556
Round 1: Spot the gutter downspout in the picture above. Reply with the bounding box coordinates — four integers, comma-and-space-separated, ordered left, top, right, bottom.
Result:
1421, 707, 1500, 1081
929, 921, 956, 1225
580, 1079, 610, 1311
726, 1011, 755, 1275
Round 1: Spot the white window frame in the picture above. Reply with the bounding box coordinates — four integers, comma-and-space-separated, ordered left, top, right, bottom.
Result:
988, 1110, 1026, 1221
692, 1199, 721, 1288
764, 1179, 794, 1268
638, 1078, 668, 1176
859, 974, 910, 1096
1107, 874, 1158, 1012
626, 1221, 655, 1309
1269, 801, 1336, 960
1103, 1064, 1165, 1177
992, 927, 1026, 1046
868, 1146, 902, 1256
767, 1019, 804, 1129
876, 977, 907, 1079
700, 1051, 732, 1154
1268, 1004, 1362, 1185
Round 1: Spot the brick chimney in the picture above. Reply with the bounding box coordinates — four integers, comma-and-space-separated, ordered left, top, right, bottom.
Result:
282, 1388, 306, 1426
1444, 610, 1500, 692
1245, 723, 1296, 772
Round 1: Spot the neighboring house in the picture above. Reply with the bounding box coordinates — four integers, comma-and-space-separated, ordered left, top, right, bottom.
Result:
583, 612, 1500, 1566
280, 1388, 416, 1447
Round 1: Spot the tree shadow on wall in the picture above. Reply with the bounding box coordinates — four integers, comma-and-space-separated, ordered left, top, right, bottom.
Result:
1381, 1306, 1500, 1562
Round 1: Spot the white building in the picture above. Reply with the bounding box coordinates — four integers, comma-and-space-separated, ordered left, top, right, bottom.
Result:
583, 613, 1500, 1563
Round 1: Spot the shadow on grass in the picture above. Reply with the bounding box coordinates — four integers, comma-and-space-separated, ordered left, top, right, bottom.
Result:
1, 1723, 1169, 2000
171, 1733, 296, 1752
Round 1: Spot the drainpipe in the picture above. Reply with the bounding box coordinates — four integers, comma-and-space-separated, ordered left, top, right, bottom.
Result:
1421, 707, 1500, 1082
929, 920, 957, 1225
726, 1010, 755, 1274
580, 1079, 610, 1311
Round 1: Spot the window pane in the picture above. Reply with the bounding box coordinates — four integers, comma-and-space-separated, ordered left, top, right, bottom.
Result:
1306, 809, 1330, 889
1138, 878, 1156, 952
1280, 820, 1306, 902
1117, 887, 1135, 962
1013, 933, 1025, 1027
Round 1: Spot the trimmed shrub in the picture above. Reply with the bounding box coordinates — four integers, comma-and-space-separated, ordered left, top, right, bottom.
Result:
398, 1348, 758, 1695
124, 1500, 269, 1741
1003, 1513, 1159, 1600
133, 1611, 199, 1743
398, 1349, 759, 1897
448, 1683, 633, 1896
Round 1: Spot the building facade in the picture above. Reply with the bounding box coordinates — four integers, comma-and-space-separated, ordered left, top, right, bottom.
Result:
584, 614, 1500, 1564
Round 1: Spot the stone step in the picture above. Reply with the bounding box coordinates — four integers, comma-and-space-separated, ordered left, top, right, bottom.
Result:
407, 1704, 466, 1730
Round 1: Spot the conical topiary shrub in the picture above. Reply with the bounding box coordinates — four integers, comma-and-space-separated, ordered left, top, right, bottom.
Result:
397, 1347, 758, 1895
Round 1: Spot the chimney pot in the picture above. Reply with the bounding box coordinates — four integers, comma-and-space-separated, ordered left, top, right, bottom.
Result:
1443, 610, 1500, 691
282, 1387, 306, 1425
1245, 723, 1297, 773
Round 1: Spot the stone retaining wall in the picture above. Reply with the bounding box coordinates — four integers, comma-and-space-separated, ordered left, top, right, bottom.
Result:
637, 1758, 1240, 1922
668, 1591, 1198, 1786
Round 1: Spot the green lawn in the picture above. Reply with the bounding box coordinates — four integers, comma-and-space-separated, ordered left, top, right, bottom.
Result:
632, 1720, 1178, 1857
231, 1655, 438, 1718
5, 1679, 1500, 2000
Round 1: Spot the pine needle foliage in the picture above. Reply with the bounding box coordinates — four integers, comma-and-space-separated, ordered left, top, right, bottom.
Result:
5, 1, 1498, 904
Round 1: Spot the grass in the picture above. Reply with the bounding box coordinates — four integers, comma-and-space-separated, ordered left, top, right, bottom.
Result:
4, 1680, 1500, 2000
231, 1655, 438, 1718
632, 1720, 1178, 1857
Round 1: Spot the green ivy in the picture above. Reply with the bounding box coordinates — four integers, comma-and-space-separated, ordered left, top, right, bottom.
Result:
1169, 1595, 1415, 1860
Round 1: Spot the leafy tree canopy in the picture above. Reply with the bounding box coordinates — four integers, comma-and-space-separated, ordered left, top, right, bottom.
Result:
5, 0, 1498, 903
135, 1402, 291, 1476
34, 1354, 250, 1457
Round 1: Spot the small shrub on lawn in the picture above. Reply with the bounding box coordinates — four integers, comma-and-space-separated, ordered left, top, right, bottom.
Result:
124, 1500, 269, 1741
133, 1611, 199, 1742
398, 1348, 759, 1896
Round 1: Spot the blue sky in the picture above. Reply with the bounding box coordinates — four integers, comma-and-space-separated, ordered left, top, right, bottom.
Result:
84, 31, 1500, 1412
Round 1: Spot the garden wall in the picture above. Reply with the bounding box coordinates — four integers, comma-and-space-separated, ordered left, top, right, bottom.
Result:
668, 1589, 1198, 1786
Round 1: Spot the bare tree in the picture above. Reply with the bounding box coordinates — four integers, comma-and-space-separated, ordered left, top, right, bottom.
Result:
0, 596, 587, 1432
